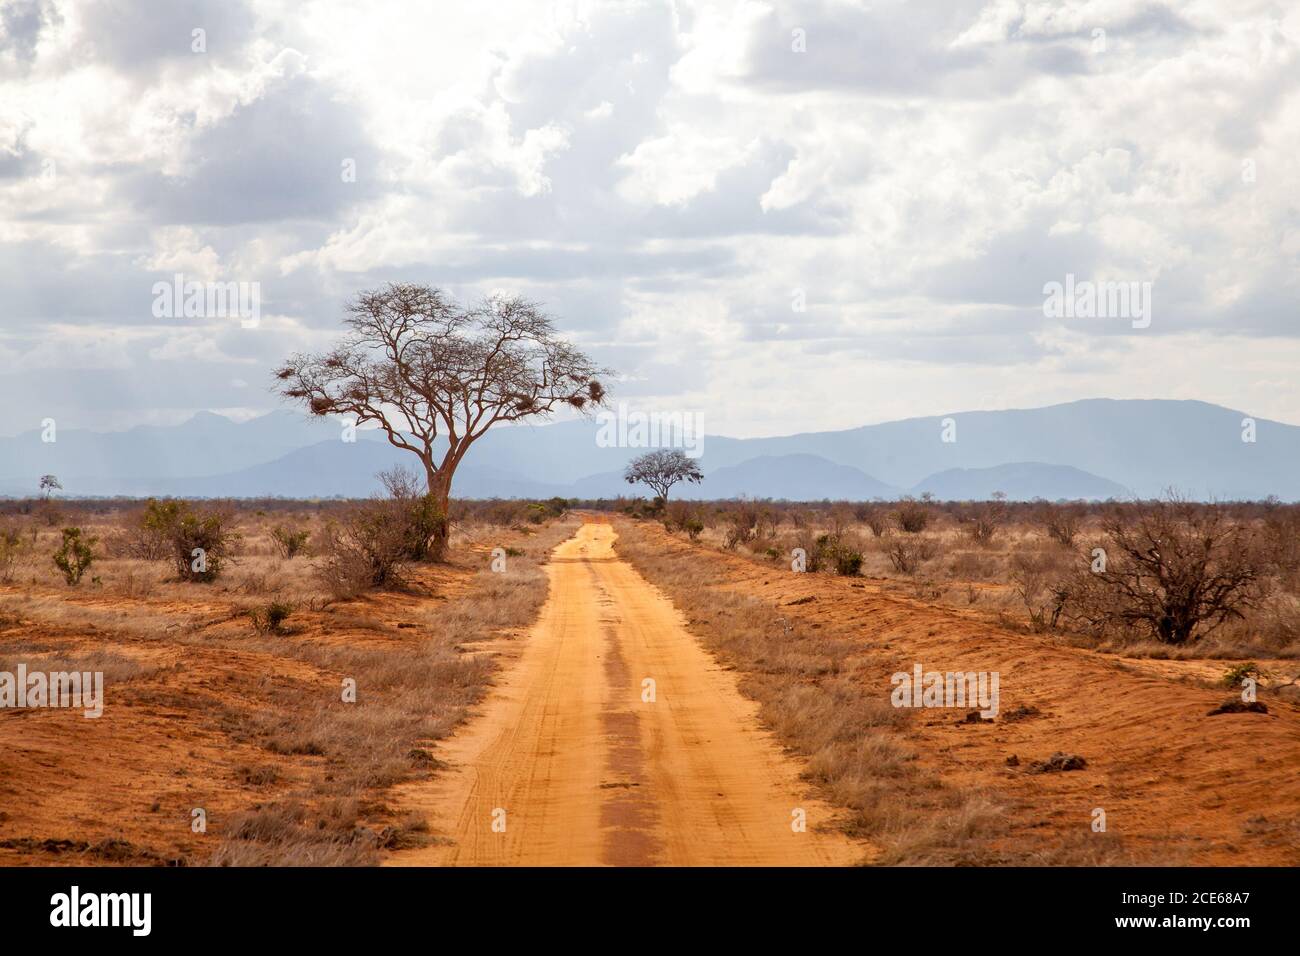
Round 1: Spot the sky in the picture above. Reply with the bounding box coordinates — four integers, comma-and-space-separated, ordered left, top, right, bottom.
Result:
1, 0, 1297, 439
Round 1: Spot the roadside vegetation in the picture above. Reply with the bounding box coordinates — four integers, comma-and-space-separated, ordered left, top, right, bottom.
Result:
603, 493, 1300, 660
607, 493, 1300, 864
0, 492, 577, 866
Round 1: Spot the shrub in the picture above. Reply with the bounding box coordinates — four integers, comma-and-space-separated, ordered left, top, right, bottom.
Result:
120, 503, 172, 559
833, 547, 864, 576
378, 469, 445, 560
790, 530, 863, 576
38, 503, 64, 527
141, 500, 239, 582
893, 498, 931, 533
723, 500, 761, 549
249, 602, 295, 635
684, 518, 704, 541
857, 505, 888, 537
270, 525, 311, 559
886, 537, 937, 574
52, 527, 96, 585
1220, 662, 1263, 689
0, 520, 29, 583
1041, 505, 1082, 548
962, 496, 1006, 547
315, 501, 410, 598
1009, 551, 1071, 631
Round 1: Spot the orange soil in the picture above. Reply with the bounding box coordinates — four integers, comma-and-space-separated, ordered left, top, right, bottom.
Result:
625, 519, 1300, 865
0, 560, 480, 866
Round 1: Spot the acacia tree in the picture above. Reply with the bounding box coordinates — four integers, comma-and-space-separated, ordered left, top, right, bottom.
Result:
275, 284, 608, 557
624, 449, 703, 504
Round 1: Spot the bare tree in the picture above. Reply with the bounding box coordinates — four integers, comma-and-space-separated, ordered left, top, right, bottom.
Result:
1068, 496, 1262, 645
276, 284, 609, 557
623, 449, 703, 504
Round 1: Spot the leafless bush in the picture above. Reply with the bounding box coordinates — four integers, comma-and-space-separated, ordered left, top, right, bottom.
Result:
661, 500, 691, 533
1064, 498, 1264, 645
0, 519, 29, 583
1040, 503, 1083, 548
856, 505, 888, 537
723, 500, 761, 549
887, 537, 937, 574
893, 497, 931, 533
117, 504, 172, 560
947, 550, 1000, 581
1009, 551, 1071, 631
315, 500, 411, 599
961, 496, 1007, 547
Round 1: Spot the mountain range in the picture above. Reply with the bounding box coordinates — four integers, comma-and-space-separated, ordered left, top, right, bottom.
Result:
1, 399, 1294, 502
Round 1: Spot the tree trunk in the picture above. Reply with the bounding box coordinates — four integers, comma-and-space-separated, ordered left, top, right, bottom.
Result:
426, 468, 452, 561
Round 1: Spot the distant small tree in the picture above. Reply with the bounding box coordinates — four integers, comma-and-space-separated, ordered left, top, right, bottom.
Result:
623, 450, 703, 504
37, 475, 64, 526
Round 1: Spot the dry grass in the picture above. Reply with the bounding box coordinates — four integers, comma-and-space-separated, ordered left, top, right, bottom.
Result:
611, 518, 1113, 866
0, 500, 577, 866
647, 500, 1300, 660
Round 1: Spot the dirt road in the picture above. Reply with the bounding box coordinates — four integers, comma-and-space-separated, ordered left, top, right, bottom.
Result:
392, 520, 863, 866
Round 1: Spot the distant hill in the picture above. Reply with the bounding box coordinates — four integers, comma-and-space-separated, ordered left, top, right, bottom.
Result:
912, 462, 1130, 501
1, 398, 1295, 501
683, 454, 898, 500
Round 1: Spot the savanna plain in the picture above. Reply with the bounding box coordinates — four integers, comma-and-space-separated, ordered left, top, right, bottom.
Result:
1, 491, 1297, 866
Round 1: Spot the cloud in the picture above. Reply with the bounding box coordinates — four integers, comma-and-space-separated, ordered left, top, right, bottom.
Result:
1, 0, 1299, 437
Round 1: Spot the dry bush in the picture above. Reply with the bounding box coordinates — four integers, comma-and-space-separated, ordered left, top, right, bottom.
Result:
892, 497, 931, 533
661, 500, 702, 536
1009, 550, 1072, 631
960, 496, 1007, 547
0, 519, 30, 583
270, 524, 311, 559
1064, 498, 1264, 645
1039, 503, 1083, 548
378, 467, 445, 561
115, 504, 171, 560
886, 536, 937, 574
139, 499, 240, 582
946, 549, 1000, 581
855, 504, 888, 537
315, 500, 411, 599
722, 500, 761, 549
